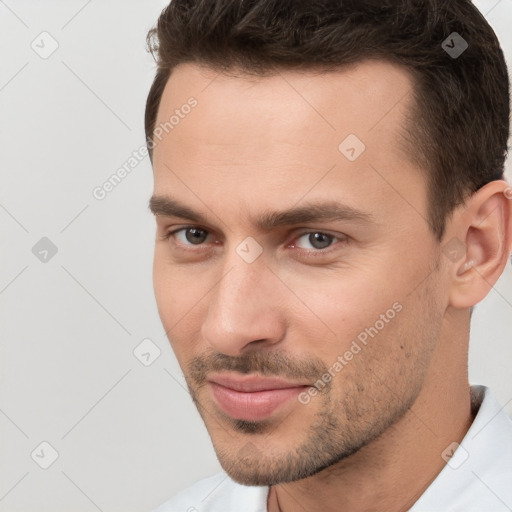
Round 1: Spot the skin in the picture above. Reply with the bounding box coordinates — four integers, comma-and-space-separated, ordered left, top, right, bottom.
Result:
149, 60, 512, 512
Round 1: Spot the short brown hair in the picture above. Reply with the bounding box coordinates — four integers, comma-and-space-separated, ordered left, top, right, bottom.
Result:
145, 0, 510, 241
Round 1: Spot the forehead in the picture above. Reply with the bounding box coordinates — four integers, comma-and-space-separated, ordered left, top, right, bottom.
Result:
154, 59, 415, 145
152, 60, 426, 228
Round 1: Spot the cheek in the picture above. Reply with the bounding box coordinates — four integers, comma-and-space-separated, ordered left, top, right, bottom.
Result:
153, 254, 174, 319
153, 249, 199, 314
281, 267, 417, 378
152, 255, 208, 355
286, 268, 400, 336
322, 298, 434, 422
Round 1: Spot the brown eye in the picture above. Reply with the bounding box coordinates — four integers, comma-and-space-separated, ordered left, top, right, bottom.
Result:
295, 232, 337, 250
184, 228, 208, 244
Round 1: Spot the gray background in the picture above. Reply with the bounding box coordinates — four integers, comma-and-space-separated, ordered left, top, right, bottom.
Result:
0, 1, 511, 511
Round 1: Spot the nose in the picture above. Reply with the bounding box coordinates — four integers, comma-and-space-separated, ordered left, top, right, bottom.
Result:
200, 253, 286, 357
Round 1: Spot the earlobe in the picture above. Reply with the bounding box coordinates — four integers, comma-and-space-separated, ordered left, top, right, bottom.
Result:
448, 180, 512, 309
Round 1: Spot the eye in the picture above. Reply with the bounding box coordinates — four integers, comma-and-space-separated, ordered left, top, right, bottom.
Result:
170, 227, 211, 245
294, 232, 339, 250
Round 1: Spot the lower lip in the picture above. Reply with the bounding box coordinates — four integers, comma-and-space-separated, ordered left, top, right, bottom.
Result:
209, 382, 306, 421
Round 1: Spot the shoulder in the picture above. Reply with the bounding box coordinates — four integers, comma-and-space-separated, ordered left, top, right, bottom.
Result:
153, 472, 269, 512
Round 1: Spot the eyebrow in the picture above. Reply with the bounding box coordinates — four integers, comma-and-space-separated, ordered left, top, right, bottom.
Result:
148, 195, 375, 231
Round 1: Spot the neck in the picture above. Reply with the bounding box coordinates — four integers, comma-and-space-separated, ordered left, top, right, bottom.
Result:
268, 308, 474, 512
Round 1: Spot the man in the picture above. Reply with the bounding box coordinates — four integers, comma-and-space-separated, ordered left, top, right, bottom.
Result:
146, 0, 512, 510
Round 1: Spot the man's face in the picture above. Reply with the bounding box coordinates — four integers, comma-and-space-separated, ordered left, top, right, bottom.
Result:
151, 60, 448, 485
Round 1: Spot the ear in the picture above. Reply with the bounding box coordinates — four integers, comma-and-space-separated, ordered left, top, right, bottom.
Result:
447, 180, 512, 309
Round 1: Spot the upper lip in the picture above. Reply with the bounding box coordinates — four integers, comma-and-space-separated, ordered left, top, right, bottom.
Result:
208, 373, 310, 392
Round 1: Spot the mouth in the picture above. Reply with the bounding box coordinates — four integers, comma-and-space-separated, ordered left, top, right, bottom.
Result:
207, 373, 311, 422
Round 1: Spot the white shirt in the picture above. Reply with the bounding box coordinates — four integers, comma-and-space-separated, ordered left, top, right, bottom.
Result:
154, 385, 512, 511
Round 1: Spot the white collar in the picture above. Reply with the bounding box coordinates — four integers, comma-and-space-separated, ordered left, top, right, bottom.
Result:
410, 385, 512, 511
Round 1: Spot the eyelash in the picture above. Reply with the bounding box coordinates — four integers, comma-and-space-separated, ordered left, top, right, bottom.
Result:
160, 226, 347, 255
